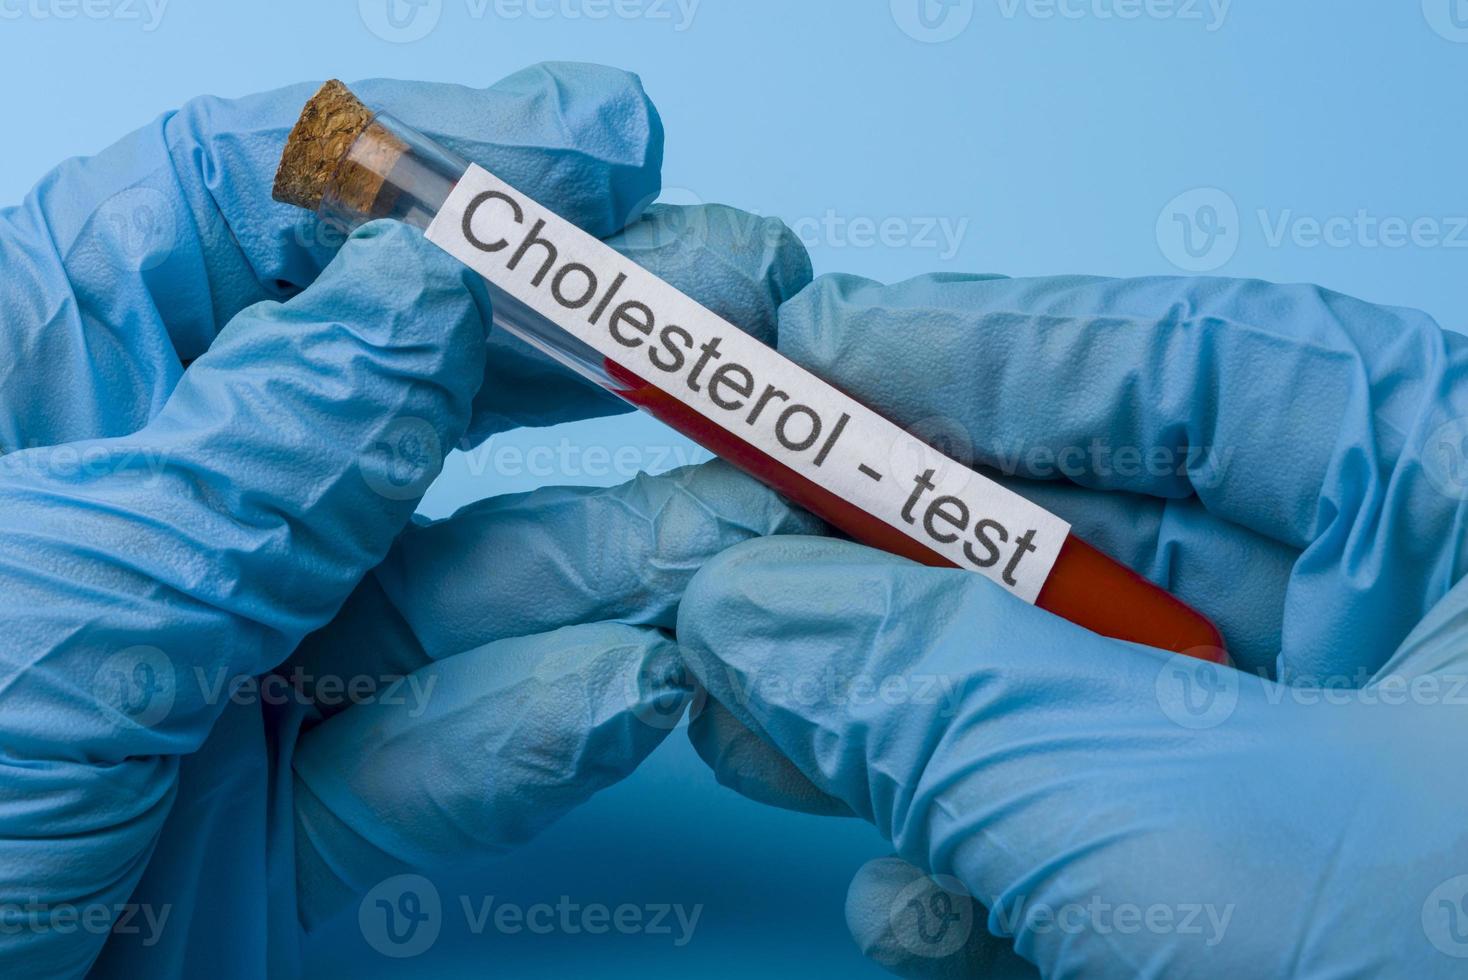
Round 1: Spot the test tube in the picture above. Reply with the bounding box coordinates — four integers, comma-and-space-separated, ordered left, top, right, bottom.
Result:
274, 81, 1226, 662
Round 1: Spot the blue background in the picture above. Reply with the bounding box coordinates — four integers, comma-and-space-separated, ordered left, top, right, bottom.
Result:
3, 1, 1465, 975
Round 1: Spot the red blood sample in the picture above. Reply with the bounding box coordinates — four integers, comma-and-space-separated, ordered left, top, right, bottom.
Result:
608, 360, 1226, 663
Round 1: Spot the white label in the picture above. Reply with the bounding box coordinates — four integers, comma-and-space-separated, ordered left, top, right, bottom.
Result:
427, 164, 1071, 602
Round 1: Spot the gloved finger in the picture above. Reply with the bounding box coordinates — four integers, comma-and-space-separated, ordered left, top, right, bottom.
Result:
0, 221, 488, 976
778, 272, 1464, 549
464, 201, 812, 443
776, 272, 1468, 677
846, 856, 1037, 980
682, 470, 1293, 818
676, 533, 1171, 842
1, 62, 660, 450
287, 459, 824, 717
291, 621, 693, 930
986, 474, 1296, 678
686, 696, 852, 817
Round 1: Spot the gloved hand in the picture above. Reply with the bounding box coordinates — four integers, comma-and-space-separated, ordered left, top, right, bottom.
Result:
675, 272, 1468, 977
0, 63, 813, 978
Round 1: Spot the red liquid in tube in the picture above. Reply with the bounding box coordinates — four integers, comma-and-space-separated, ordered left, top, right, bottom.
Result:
274, 87, 1224, 662
608, 361, 1226, 663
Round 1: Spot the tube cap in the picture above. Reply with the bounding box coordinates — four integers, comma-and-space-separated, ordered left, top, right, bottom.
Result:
272, 79, 376, 211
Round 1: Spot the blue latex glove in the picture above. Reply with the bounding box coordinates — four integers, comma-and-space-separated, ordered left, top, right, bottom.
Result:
283, 460, 822, 930
676, 272, 1468, 977
0, 62, 813, 977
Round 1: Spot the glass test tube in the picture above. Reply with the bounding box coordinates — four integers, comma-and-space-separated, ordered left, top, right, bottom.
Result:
274, 82, 1226, 663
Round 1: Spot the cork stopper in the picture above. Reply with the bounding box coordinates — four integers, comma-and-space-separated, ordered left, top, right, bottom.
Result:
273, 79, 406, 216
